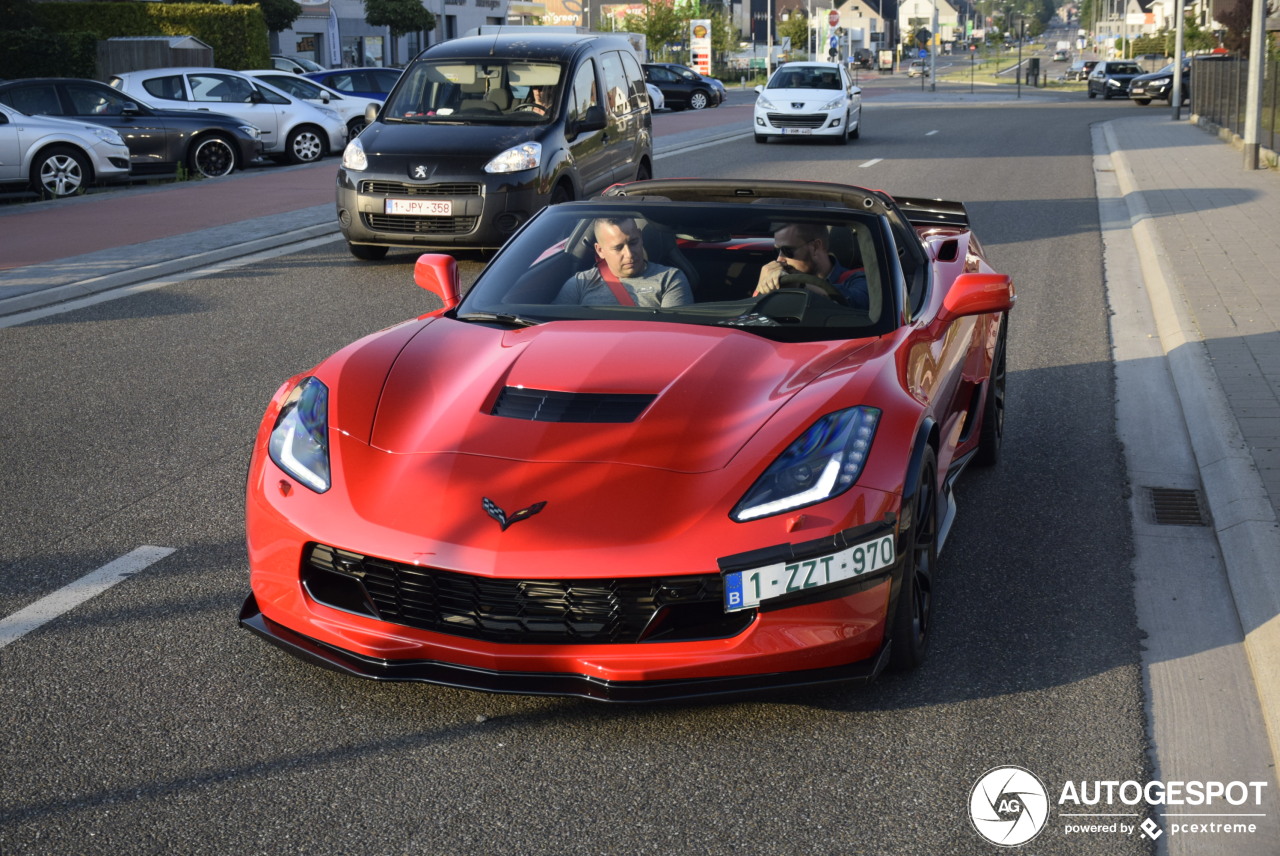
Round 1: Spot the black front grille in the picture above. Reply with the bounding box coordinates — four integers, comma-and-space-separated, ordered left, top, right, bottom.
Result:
303, 544, 750, 645
360, 181, 482, 196
491, 387, 656, 423
363, 213, 479, 235
767, 112, 828, 129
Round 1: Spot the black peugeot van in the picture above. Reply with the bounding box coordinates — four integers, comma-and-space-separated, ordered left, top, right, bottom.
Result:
336, 31, 654, 259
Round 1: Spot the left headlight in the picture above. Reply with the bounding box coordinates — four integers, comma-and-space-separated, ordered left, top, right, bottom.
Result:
485, 141, 542, 174
268, 377, 331, 493
341, 136, 367, 170
731, 407, 880, 522
239, 124, 262, 140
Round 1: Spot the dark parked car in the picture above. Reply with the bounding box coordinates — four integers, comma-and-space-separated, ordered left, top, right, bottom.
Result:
1087, 60, 1144, 99
336, 31, 653, 258
303, 67, 402, 100
642, 63, 725, 110
1128, 54, 1237, 105
0, 77, 263, 178
1064, 59, 1097, 81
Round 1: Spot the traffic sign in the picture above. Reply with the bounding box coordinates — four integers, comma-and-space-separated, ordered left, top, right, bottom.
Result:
828, 10, 840, 26
918, 48, 928, 58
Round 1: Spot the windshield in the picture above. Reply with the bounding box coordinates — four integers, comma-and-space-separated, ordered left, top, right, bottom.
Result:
767, 67, 843, 90
1108, 63, 1142, 74
454, 201, 897, 342
382, 60, 564, 124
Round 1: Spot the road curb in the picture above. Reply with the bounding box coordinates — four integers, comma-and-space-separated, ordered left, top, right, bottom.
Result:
1103, 120, 1280, 767
0, 221, 339, 318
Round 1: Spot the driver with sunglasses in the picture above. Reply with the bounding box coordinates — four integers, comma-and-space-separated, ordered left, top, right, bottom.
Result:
753, 223, 868, 309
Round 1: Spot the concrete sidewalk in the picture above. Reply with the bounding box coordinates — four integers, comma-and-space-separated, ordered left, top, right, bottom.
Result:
1102, 111, 1280, 766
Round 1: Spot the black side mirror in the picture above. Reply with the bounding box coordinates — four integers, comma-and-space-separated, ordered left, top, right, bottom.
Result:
572, 104, 607, 137
121, 101, 140, 116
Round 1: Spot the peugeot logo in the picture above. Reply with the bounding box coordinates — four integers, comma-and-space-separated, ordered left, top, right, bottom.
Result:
482, 497, 547, 531
792, 102, 805, 109
411, 164, 430, 179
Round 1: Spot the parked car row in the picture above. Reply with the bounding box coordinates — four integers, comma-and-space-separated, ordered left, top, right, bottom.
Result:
1086, 54, 1237, 106
0, 63, 402, 200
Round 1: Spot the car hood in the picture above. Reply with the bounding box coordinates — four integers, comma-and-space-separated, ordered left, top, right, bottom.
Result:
758, 88, 848, 106
360, 119, 539, 159
354, 319, 869, 473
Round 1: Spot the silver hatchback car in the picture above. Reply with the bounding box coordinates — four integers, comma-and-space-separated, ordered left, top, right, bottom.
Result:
109, 67, 346, 163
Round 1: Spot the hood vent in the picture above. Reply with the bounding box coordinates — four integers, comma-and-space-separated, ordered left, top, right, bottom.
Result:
491, 386, 656, 424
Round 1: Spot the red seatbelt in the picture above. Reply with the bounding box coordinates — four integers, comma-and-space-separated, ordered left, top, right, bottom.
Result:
596, 258, 636, 306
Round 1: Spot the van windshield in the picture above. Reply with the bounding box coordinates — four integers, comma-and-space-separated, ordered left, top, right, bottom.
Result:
382, 60, 565, 124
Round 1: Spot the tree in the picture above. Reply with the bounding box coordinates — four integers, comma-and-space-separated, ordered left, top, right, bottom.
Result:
623, 0, 686, 62
364, 0, 436, 64
778, 11, 809, 59
235, 0, 302, 35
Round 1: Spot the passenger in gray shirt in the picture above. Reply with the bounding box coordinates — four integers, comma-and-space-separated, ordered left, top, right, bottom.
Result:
554, 217, 693, 308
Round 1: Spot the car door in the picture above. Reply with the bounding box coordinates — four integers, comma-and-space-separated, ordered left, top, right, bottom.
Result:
645, 66, 685, 108
565, 57, 613, 196
60, 80, 172, 169
186, 72, 281, 149
0, 108, 21, 185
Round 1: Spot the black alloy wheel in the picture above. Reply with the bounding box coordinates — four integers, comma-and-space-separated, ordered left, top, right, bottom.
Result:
974, 317, 1008, 466
889, 447, 937, 671
188, 134, 237, 178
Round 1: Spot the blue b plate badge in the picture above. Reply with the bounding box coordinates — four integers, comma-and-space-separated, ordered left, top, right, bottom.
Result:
723, 534, 895, 612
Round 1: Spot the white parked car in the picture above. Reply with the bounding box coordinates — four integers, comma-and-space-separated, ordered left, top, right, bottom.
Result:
0, 102, 131, 198
243, 70, 382, 139
109, 67, 346, 164
645, 82, 665, 111
753, 61, 861, 144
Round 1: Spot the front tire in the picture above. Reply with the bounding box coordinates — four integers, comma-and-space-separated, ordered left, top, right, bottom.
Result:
754, 133, 767, 144
889, 447, 938, 671
285, 125, 325, 164
31, 145, 90, 198
974, 317, 1008, 466
689, 90, 710, 110
1133, 98, 1151, 106
188, 134, 237, 178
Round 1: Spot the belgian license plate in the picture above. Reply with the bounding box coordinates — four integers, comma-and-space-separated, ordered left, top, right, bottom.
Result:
723, 533, 895, 612
385, 198, 452, 216
1131, 87, 1146, 95
783, 127, 812, 135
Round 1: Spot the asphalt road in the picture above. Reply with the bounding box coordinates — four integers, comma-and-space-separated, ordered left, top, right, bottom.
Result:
1, 88, 1162, 854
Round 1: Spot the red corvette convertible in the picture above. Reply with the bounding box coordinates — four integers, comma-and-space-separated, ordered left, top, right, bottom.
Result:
240, 178, 1014, 702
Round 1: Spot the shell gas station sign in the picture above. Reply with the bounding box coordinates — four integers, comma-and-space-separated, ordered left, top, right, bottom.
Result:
690, 19, 711, 75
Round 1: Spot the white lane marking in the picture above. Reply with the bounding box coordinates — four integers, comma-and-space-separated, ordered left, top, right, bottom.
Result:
859, 158, 883, 168
655, 131, 751, 159
926, 130, 940, 136
0, 546, 176, 649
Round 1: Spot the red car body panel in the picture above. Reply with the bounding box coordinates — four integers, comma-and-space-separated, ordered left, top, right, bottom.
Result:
242, 179, 1013, 701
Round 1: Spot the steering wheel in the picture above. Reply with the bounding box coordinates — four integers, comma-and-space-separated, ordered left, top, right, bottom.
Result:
778, 272, 845, 302
516, 104, 544, 113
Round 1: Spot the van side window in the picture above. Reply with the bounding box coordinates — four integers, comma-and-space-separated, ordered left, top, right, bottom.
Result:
568, 59, 599, 123
600, 51, 631, 116
618, 51, 648, 112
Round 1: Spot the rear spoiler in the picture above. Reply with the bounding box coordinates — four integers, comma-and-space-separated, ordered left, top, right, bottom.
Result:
890, 196, 970, 229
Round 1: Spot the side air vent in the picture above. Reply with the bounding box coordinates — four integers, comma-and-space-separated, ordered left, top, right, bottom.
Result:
491, 387, 656, 423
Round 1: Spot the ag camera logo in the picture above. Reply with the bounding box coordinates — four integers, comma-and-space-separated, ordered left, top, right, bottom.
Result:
969, 766, 1050, 846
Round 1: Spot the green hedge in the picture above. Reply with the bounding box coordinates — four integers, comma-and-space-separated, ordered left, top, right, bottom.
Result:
0, 28, 99, 79
31, 2, 270, 71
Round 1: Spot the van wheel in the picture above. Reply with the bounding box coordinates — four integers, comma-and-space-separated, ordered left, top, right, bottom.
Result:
348, 243, 388, 261
634, 162, 651, 182
550, 184, 573, 205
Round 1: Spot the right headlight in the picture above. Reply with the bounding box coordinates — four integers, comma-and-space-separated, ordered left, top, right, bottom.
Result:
756, 96, 777, 111
731, 407, 880, 522
268, 377, 331, 493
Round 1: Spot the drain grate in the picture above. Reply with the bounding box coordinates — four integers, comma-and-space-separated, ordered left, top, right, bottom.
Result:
1146, 487, 1209, 526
